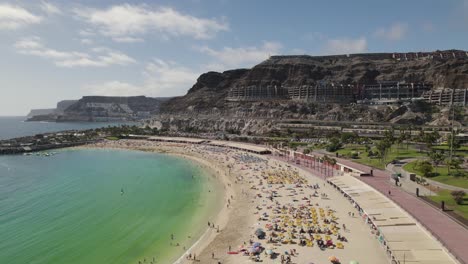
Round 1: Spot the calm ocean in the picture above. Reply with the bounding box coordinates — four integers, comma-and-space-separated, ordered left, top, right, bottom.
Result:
0, 148, 220, 264
0, 116, 134, 140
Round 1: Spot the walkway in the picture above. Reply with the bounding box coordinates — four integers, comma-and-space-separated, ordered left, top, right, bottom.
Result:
272, 152, 468, 264
386, 161, 435, 196
387, 158, 468, 192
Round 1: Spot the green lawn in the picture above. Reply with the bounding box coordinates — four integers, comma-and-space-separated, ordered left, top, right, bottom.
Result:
336, 144, 424, 169
428, 190, 468, 219
403, 160, 468, 189
432, 145, 468, 151
432, 145, 468, 157
105, 136, 120, 140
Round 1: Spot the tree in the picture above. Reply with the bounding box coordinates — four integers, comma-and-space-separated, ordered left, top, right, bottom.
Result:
321, 155, 337, 176
450, 190, 466, 205
401, 131, 411, 150
417, 129, 425, 152
303, 148, 311, 155
418, 161, 434, 177
340, 132, 358, 144
329, 158, 337, 176
447, 133, 461, 152
447, 158, 463, 177
423, 131, 440, 150
427, 149, 444, 174
375, 139, 392, 164
326, 137, 342, 152
364, 144, 371, 153
383, 129, 396, 145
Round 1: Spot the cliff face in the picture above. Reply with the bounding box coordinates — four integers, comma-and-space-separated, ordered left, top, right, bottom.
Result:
59, 96, 170, 122
156, 51, 468, 134
164, 69, 249, 111
26, 100, 78, 119
56, 100, 78, 113
26, 109, 55, 118
163, 51, 468, 113
27, 96, 170, 122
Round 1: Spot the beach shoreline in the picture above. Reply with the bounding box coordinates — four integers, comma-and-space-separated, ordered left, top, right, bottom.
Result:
76, 141, 237, 264
79, 139, 393, 264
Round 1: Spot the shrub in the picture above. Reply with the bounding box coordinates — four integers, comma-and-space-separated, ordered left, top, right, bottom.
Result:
326, 137, 342, 152
417, 161, 434, 177
451, 190, 466, 205
350, 151, 359, 159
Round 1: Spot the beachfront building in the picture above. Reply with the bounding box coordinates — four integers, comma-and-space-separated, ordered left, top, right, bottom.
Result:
207, 140, 271, 154
226, 85, 289, 101
148, 136, 208, 144
128, 135, 272, 155
422, 88, 468, 106
357, 82, 432, 104
287, 83, 356, 103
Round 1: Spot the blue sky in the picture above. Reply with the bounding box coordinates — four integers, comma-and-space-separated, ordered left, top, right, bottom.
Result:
1, 0, 467, 115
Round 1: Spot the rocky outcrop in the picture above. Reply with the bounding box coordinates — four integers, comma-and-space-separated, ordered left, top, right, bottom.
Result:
27, 96, 170, 122
26, 100, 78, 120
56, 100, 78, 113
157, 50, 468, 134
163, 50, 468, 113
26, 109, 55, 119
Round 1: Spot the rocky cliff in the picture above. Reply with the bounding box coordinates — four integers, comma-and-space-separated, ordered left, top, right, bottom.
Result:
26, 100, 78, 120
163, 50, 468, 113
26, 109, 55, 119
155, 50, 468, 134
27, 96, 169, 122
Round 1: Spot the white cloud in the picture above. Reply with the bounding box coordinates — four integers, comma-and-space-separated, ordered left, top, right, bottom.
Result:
83, 81, 144, 96
375, 22, 408, 41
325, 37, 367, 54
74, 4, 228, 42
112, 36, 144, 43
79, 29, 95, 37
83, 59, 200, 97
80, 38, 93, 45
14, 37, 136, 68
143, 59, 200, 96
40, 1, 61, 15
0, 3, 42, 30
199, 41, 282, 71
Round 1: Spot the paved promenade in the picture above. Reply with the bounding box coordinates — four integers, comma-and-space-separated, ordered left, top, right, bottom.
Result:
272, 153, 468, 264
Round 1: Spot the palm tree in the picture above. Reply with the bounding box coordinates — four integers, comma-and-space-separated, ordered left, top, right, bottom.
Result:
329, 158, 337, 177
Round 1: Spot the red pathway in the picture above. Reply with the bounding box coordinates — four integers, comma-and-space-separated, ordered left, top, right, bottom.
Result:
270, 153, 468, 264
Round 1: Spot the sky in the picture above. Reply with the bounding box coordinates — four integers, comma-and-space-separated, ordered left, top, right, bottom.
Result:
0, 0, 468, 115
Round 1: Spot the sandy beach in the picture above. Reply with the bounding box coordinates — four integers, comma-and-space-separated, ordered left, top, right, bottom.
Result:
84, 139, 390, 264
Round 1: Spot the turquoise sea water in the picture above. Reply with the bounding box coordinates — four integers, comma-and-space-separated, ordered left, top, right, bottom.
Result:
0, 116, 134, 140
0, 149, 220, 264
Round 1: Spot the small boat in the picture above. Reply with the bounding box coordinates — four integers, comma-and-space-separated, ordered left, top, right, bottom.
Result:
121, 188, 124, 195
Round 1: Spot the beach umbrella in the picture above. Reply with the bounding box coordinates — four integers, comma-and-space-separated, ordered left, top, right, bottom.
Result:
253, 242, 261, 247
349, 261, 359, 264
266, 249, 273, 255
255, 228, 266, 238
328, 256, 338, 262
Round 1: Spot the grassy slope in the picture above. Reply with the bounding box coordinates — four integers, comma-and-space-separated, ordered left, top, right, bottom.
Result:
403, 161, 468, 189
428, 190, 468, 219
336, 145, 422, 170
